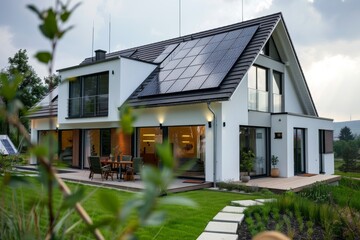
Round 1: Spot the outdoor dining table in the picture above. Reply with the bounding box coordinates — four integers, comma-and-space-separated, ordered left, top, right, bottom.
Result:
100, 160, 133, 181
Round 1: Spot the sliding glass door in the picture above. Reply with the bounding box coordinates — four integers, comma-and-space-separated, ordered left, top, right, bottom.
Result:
240, 126, 268, 176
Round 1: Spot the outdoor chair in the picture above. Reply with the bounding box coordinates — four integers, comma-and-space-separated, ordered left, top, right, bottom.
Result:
88, 156, 113, 181
132, 157, 143, 176
123, 166, 134, 181
111, 155, 121, 179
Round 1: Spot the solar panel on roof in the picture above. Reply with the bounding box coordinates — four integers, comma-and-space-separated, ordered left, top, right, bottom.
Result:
153, 43, 179, 63
1, 139, 16, 155
140, 24, 259, 97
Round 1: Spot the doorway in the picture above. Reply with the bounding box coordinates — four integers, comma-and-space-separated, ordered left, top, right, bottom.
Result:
294, 128, 305, 174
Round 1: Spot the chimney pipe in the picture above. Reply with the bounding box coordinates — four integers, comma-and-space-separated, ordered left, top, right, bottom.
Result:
95, 49, 106, 61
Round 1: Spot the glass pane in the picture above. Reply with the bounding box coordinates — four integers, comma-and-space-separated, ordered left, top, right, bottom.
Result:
257, 90, 269, 112
248, 66, 257, 89
168, 126, 205, 178
138, 127, 163, 166
273, 93, 282, 113
101, 129, 111, 156
273, 71, 282, 94
257, 67, 267, 91
59, 130, 73, 166
98, 73, 109, 95
83, 75, 97, 96
248, 88, 257, 110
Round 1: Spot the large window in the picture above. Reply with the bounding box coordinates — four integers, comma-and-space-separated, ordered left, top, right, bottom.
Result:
248, 66, 268, 112
240, 126, 268, 176
294, 128, 306, 174
273, 71, 283, 112
68, 72, 109, 118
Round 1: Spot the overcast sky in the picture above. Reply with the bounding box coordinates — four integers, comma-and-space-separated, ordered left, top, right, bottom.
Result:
0, 0, 359, 122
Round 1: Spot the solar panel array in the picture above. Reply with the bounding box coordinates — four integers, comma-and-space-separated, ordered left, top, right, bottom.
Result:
140, 25, 259, 96
1, 139, 16, 155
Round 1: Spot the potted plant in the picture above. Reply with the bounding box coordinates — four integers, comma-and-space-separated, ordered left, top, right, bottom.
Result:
271, 155, 280, 178
240, 150, 255, 182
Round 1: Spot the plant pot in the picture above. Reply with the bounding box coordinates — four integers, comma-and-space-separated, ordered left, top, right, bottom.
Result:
271, 168, 280, 178
242, 175, 250, 183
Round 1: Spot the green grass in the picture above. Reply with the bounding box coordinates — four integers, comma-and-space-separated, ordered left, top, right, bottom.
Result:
334, 158, 360, 178
1, 177, 263, 239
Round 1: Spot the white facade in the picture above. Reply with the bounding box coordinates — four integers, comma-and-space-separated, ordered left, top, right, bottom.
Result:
30, 17, 335, 182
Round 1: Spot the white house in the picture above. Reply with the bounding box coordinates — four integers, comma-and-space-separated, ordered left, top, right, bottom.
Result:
28, 13, 334, 183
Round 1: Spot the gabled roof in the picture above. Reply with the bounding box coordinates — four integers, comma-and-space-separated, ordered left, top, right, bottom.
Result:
125, 13, 282, 107
27, 87, 58, 119
29, 12, 319, 119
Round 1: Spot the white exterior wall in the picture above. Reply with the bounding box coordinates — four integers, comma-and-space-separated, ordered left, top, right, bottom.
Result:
133, 103, 217, 182
58, 58, 156, 126
220, 75, 249, 181
271, 114, 334, 177
29, 117, 57, 164
283, 68, 304, 114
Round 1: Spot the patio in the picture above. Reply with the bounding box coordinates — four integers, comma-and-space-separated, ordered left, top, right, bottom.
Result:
239, 174, 341, 193
16, 166, 212, 193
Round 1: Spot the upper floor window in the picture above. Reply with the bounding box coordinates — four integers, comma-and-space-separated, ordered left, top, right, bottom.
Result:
260, 36, 282, 62
68, 72, 109, 118
273, 71, 283, 112
248, 66, 268, 112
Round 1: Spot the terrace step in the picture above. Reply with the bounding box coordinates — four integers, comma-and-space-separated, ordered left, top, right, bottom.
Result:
205, 221, 238, 234
255, 198, 276, 203
197, 232, 238, 240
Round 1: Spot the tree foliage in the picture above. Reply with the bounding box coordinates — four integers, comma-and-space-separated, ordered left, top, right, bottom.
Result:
44, 73, 61, 92
339, 126, 355, 141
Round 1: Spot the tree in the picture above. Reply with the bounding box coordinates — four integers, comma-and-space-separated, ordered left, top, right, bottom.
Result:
0, 49, 47, 144
339, 126, 355, 141
44, 73, 61, 92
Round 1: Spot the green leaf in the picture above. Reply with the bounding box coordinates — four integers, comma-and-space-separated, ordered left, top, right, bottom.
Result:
119, 104, 137, 135
97, 191, 121, 213
39, 9, 58, 39
156, 140, 173, 169
120, 198, 143, 221
34, 51, 52, 64
60, 11, 71, 22
27, 4, 43, 19
144, 211, 166, 226
61, 187, 85, 209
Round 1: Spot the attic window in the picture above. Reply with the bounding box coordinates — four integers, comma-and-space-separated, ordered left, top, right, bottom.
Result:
260, 36, 282, 62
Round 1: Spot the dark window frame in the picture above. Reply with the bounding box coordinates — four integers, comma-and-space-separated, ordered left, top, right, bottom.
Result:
68, 71, 109, 118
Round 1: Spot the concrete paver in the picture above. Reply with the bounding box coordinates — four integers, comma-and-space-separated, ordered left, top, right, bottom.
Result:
197, 232, 238, 240
231, 200, 263, 207
205, 221, 238, 234
255, 198, 276, 203
222, 206, 247, 214
213, 212, 245, 223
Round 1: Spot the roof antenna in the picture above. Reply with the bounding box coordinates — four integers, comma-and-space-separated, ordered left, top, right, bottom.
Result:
92, 20, 95, 62
242, 0, 244, 21
179, 0, 182, 37
109, 14, 111, 53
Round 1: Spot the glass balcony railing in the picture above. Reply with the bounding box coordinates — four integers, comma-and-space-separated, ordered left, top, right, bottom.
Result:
68, 94, 108, 118
248, 88, 269, 112
273, 93, 283, 113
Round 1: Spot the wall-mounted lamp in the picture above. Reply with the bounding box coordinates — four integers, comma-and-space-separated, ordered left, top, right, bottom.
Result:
208, 121, 212, 128
112, 70, 114, 75
159, 123, 163, 130
223, 122, 226, 127
56, 124, 59, 131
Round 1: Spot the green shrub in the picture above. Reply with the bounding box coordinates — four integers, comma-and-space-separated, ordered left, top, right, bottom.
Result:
298, 182, 333, 203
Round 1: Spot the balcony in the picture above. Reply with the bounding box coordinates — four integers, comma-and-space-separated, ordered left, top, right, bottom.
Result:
273, 93, 283, 113
248, 88, 269, 112
68, 94, 108, 118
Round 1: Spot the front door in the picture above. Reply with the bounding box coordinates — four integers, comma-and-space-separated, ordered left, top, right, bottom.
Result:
294, 128, 305, 174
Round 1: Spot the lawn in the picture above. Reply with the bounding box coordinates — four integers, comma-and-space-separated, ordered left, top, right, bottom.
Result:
334, 158, 360, 178
0, 176, 263, 239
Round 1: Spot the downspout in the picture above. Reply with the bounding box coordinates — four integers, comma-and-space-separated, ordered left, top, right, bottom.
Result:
207, 102, 217, 188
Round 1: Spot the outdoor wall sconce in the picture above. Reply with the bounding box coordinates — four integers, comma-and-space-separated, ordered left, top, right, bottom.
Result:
159, 123, 163, 130
112, 70, 114, 75
208, 121, 212, 128
223, 122, 226, 127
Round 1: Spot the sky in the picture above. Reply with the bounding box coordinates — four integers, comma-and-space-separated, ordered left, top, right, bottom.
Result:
0, 0, 359, 122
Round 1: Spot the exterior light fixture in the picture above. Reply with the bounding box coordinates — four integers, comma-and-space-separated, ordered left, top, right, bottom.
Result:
208, 121, 212, 128
159, 123, 163, 129
223, 122, 226, 127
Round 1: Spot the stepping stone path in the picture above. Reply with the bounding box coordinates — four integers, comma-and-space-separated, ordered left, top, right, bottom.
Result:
197, 198, 276, 240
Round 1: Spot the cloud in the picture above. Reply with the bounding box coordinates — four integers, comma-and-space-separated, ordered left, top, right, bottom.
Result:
0, 26, 17, 70
303, 41, 360, 121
